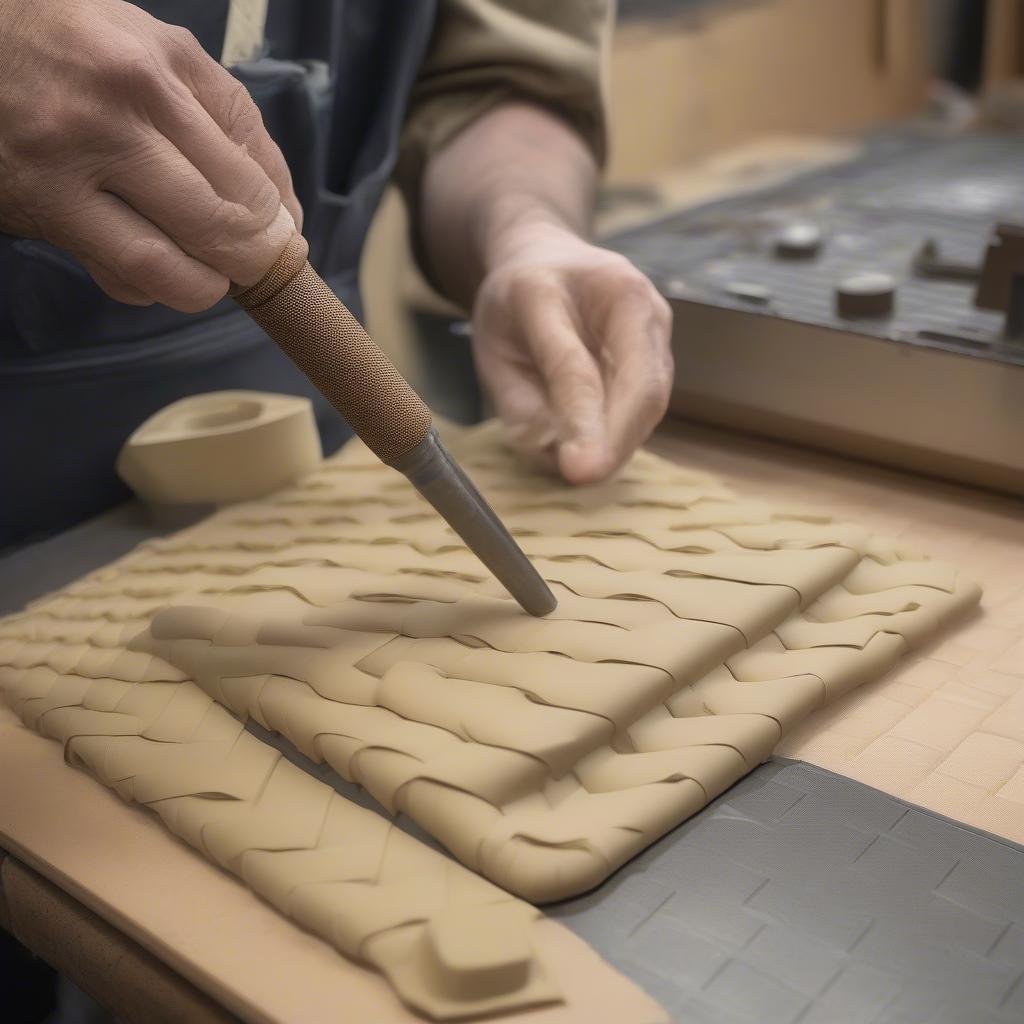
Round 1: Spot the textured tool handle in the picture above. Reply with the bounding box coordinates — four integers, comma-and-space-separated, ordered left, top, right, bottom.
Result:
234, 235, 432, 465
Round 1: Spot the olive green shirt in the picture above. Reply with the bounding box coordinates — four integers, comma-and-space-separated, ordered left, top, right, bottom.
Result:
395, 0, 609, 220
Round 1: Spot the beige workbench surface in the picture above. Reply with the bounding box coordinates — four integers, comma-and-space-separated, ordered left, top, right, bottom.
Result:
2, 416, 1021, 1023
651, 420, 1024, 842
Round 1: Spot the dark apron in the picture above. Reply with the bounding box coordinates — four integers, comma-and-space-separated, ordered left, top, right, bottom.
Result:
0, 0, 436, 546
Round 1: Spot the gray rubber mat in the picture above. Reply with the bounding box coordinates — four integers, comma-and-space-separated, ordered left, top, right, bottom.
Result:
548, 760, 1024, 1024
0, 503, 165, 617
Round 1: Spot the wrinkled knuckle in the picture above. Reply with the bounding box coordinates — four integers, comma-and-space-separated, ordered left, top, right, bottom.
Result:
205, 196, 249, 239
601, 249, 631, 271
607, 251, 637, 278
201, 192, 277, 255
572, 367, 601, 392
160, 79, 200, 122
591, 254, 637, 293
554, 351, 600, 391
104, 48, 167, 100
545, 347, 580, 380
161, 21, 219, 83
111, 237, 155, 281
621, 269, 655, 302
162, 23, 202, 56
101, 42, 147, 82
242, 175, 283, 224
113, 236, 171, 284
224, 80, 261, 135
179, 279, 228, 313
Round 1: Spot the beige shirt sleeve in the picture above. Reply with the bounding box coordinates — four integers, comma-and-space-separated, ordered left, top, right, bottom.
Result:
394, 0, 610, 223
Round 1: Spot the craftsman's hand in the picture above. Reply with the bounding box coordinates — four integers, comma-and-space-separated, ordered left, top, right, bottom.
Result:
0, 0, 302, 311
472, 221, 673, 484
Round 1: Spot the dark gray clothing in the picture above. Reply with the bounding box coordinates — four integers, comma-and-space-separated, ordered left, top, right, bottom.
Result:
0, 0, 436, 546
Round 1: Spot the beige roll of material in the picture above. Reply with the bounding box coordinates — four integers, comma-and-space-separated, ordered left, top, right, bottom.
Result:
116, 390, 322, 508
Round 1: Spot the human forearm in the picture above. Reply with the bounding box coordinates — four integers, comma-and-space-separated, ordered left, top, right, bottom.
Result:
419, 101, 598, 309
417, 101, 673, 485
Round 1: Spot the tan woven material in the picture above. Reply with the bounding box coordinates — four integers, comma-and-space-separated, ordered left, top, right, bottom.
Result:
129, 426, 977, 903
235, 239, 432, 465
0, 422, 979, 906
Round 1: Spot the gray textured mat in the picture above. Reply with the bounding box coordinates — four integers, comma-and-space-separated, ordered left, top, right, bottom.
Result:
608, 131, 1024, 367
549, 760, 1024, 1024
0, 502, 164, 617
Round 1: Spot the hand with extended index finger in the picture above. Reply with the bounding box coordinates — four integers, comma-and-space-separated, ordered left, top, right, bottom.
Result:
0, 0, 302, 311
472, 221, 674, 484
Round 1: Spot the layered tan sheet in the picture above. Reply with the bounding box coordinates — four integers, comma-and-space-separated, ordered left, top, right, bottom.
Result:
1, 417, 980, 888
0, 704, 666, 1024
136, 424, 977, 899
775, 500, 1024, 843
643, 423, 1024, 846
0, 641, 559, 1020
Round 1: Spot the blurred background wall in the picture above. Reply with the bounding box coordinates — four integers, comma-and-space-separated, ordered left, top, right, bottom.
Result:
360, 0, 1023, 410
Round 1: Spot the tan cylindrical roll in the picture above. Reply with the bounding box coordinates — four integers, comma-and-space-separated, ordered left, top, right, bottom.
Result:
234, 235, 432, 465
116, 390, 322, 508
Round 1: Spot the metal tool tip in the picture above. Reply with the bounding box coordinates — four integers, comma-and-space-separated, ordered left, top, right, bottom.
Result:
523, 584, 558, 618
395, 430, 560, 618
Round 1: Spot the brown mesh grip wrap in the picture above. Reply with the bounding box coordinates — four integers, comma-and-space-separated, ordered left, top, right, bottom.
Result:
233, 236, 432, 465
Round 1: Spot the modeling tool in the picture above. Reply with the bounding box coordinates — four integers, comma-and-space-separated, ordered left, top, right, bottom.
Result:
233, 235, 556, 617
